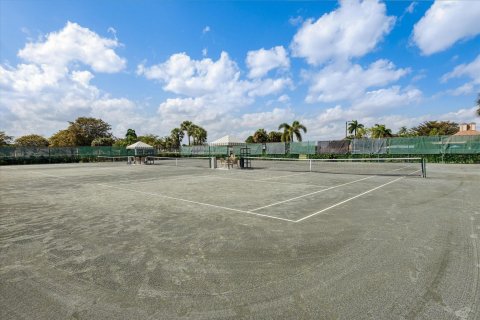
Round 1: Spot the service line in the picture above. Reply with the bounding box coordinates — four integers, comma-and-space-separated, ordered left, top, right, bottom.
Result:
250, 175, 376, 212
295, 169, 421, 222
97, 183, 296, 223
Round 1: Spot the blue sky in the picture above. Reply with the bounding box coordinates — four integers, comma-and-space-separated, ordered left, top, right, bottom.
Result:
1, 0, 479, 141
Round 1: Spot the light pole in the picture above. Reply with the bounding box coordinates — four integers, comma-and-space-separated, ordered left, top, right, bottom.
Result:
345, 120, 354, 138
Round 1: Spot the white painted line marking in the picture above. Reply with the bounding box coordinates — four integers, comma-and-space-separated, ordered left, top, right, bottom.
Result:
295, 169, 421, 222
97, 183, 296, 223
258, 172, 310, 181
250, 175, 376, 212
30, 170, 294, 222
209, 175, 327, 188
34, 171, 68, 179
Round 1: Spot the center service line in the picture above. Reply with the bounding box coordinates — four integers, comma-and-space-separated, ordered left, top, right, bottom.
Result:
250, 175, 376, 212
97, 183, 296, 223
295, 170, 421, 222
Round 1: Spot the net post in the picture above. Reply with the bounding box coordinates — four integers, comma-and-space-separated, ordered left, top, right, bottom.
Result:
422, 158, 427, 178
309, 159, 312, 172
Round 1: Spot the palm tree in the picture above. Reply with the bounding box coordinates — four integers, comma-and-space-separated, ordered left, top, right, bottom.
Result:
180, 121, 194, 145
125, 128, 137, 144
347, 120, 364, 138
170, 128, 184, 149
397, 126, 408, 137
370, 124, 393, 138
278, 123, 292, 142
192, 126, 207, 145
253, 129, 268, 143
278, 120, 307, 142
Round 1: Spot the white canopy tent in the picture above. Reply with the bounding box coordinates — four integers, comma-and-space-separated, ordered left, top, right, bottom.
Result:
209, 135, 245, 146
126, 141, 154, 159
126, 141, 154, 150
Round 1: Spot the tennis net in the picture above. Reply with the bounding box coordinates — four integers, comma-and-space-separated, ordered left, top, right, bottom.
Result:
245, 157, 426, 177
147, 156, 212, 169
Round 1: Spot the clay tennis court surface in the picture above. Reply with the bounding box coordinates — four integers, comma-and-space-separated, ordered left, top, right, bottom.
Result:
1, 162, 479, 319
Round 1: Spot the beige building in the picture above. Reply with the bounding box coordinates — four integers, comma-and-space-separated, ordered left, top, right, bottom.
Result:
454, 122, 480, 136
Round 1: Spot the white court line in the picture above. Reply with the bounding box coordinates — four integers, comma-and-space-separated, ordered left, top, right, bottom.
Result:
97, 183, 295, 223
295, 169, 421, 223
250, 175, 376, 212
34, 171, 68, 179
209, 175, 327, 188
258, 171, 310, 181
29, 170, 295, 222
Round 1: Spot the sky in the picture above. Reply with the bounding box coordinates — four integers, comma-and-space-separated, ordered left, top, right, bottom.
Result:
1, 0, 479, 142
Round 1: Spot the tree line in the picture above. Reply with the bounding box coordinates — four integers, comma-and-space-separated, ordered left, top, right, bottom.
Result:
1, 93, 479, 148
0, 117, 207, 149
246, 121, 308, 143
346, 120, 461, 139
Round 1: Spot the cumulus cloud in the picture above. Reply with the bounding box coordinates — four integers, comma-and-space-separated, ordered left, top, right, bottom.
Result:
352, 86, 422, 112
442, 54, 480, 95
304, 59, 410, 103
413, 1, 480, 55
0, 22, 138, 137
137, 52, 243, 96
202, 26, 211, 34
246, 46, 290, 78
240, 108, 294, 129
138, 51, 293, 139
19, 21, 126, 73
442, 54, 480, 85
291, 0, 395, 65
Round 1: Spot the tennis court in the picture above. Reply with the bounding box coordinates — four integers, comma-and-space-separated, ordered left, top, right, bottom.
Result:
1, 160, 479, 319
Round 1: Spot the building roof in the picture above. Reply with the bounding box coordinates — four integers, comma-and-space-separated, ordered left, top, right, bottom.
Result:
453, 130, 480, 136
126, 141, 154, 149
209, 135, 245, 146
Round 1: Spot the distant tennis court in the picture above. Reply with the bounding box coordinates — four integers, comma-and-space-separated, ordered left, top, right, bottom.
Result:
1, 160, 479, 319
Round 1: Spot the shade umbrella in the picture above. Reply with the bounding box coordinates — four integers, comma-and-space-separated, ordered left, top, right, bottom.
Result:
126, 141, 154, 157
209, 135, 245, 146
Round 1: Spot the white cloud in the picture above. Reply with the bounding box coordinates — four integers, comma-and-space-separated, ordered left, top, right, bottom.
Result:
137, 52, 243, 96
413, 1, 480, 55
442, 54, 480, 96
70, 70, 94, 87
303, 86, 421, 135
405, 2, 417, 14
305, 59, 410, 103
19, 21, 126, 73
138, 51, 292, 139
0, 63, 65, 92
240, 108, 294, 129
0, 22, 138, 138
278, 94, 290, 104
352, 86, 422, 112
248, 77, 293, 97
288, 16, 303, 26
203, 26, 211, 34
246, 46, 290, 78
438, 107, 477, 124
291, 0, 395, 65
442, 54, 480, 85
447, 83, 475, 96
